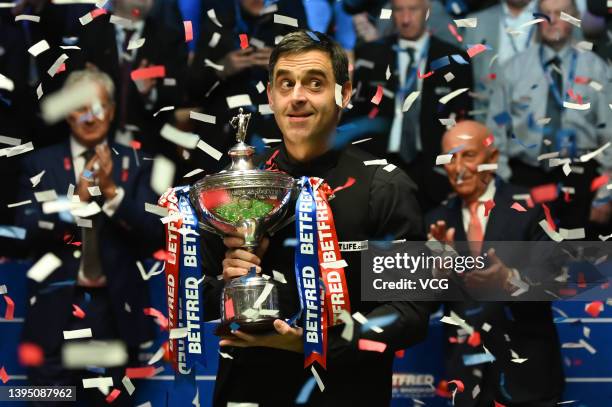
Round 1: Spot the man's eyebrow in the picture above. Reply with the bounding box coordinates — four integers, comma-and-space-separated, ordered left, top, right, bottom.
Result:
274, 68, 329, 78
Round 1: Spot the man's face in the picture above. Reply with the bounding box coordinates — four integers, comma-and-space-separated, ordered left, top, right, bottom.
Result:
267, 50, 350, 151
240, 0, 264, 16
66, 85, 115, 148
539, 0, 574, 46
392, 0, 428, 40
442, 131, 498, 201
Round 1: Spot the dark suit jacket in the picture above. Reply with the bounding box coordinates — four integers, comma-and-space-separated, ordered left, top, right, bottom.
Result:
15, 140, 164, 354
345, 34, 474, 209
426, 181, 564, 406
75, 14, 188, 157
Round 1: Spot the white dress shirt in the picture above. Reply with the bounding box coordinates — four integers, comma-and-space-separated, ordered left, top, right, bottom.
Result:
388, 32, 429, 154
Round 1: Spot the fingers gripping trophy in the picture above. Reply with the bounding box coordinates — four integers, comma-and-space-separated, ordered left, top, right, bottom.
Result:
190, 109, 297, 335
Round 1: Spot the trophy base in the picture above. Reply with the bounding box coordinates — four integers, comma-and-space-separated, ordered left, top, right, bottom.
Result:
215, 318, 277, 336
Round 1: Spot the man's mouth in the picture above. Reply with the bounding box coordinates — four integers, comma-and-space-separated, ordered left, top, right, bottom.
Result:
287, 112, 313, 122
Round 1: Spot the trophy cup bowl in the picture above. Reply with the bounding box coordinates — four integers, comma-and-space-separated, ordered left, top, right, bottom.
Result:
189, 109, 296, 335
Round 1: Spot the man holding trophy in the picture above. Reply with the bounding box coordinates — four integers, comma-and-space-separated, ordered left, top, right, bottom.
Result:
190, 30, 432, 406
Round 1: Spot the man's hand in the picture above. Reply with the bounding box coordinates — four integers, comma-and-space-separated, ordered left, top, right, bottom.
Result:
95, 144, 117, 200
76, 154, 98, 202
353, 13, 380, 42
464, 249, 515, 292
250, 47, 272, 68
219, 319, 304, 353
428, 220, 455, 246
134, 59, 157, 95
590, 202, 612, 224
222, 236, 270, 282
216, 48, 257, 80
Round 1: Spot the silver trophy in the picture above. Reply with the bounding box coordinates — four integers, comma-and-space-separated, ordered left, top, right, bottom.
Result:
190, 109, 296, 335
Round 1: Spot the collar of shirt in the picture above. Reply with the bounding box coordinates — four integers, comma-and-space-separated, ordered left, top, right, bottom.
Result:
542, 42, 572, 65
398, 31, 429, 58
115, 19, 145, 60
461, 179, 496, 234
272, 143, 341, 178
501, 0, 536, 21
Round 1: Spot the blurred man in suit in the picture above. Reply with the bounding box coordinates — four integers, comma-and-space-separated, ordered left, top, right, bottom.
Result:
487, 0, 612, 237
343, 0, 473, 212
427, 120, 564, 407
16, 69, 163, 406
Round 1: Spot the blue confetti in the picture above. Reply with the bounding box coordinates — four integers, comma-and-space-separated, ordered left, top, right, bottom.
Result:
503, 306, 514, 321
250, 134, 267, 155
229, 322, 240, 331
450, 54, 469, 65
0, 226, 26, 240
361, 314, 399, 333
500, 373, 512, 400
447, 144, 465, 155
463, 352, 496, 366
510, 133, 538, 149
306, 31, 320, 42
39, 280, 76, 294
85, 366, 106, 374
84, 292, 92, 303
283, 238, 297, 247
465, 306, 484, 317
533, 12, 551, 23
82, 169, 94, 179
493, 111, 512, 126
295, 377, 317, 404
430, 56, 450, 71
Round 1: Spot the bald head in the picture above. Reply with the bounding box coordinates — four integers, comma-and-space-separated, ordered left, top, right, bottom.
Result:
441, 121, 498, 203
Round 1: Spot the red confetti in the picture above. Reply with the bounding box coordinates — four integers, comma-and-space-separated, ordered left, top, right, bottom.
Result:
152, 249, 170, 261
129, 140, 141, 150
224, 297, 235, 320
72, 304, 85, 319
530, 183, 558, 203
331, 177, 356, 195
130, 8, 140, 18
0, 366, 8, 383
488, 73, 497, 80
105, 388, 121, 404
448, 336, 460, 343
367, 106, 379, 119
483, 199, 495, 217
370, 85, 383, 105
574, 76, 590, 85
542, 203, 556, 232
578, 272, 586, 289
56, 63, 66, 74
447, 379, 465, 393
394, 349, 405, 358
125, 366, 157, 379
184, 21, 193, 42
130, 65, 166, 81
239, 33, 249, 49
436, 380, 452, 398
511, 202, 527, 212
417, 69, 434, 79
358, 339, 387, 353
590, 174, 609, 192
18, 343, 44, 367
143, 307, 168, 330
467, 43, 487, 58
447, 23, 463, 42
564, 190, 571, 203
3, 295, 14, 320
121, 169, 129, 182
63, 157, 72, 171
91, 8, 107, 19
494, 402, 507, 407
585, 301, 604, 318
483, 134, 494, 147
467, 331, 481, 347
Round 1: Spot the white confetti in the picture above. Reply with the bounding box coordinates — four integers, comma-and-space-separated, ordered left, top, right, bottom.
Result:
562, 101, 590, 110
110, 14, 135, 29
38, 221, 54, 230
255, 81, 265, 93
559, 228, 585, 240
82, 377, 113, 389
472, 384, 480, 399
197, 139, 223, 161
189, 111, 216, 124
144, 203, 168, 217
516, 18, 544, 30
588, 80, 603, 91
363, 159, 388, 166
219, 350, 234, 359
63, 328, 93, 340
204, 58, 224, 71
477, 163, 498, 172
354, 59, 374, 70
379, 8, 392, 19
28, 40, 50, 57
71, 201, 101, 218
274, 13, 298, 27
160, 124, 199, 149
207, 8, 223, 28
151, 155, 176, 196
147, 345, 165, 365
7, 200, 32, 208
401, 91, 420, 112
444, 72, 455, 82
41, 79, 98, 123
226, 94, 253, 109
383, 163, 397, 172
258, 104, 273, 115
87, 186, 101, 196
575, 41, 593, 52
272, 270, 286, 284
560, 12, 581, 27
436, 154, 453, 165
311, 365, 325, 391
580, 142, 610, 162
335, 83, 343, 107
63, 341, 128, 368
0, 73, 14, 92
209, 32, 221, 48
34, 189, 58, 202
15, 14, 40, 22
126, 37, 146, 51
76, 217, 93, 228
439, 88, 469, 104
539, 220, 563, 242
36, 83, 43, 99
169, 327, 189, 339
454, 18, 477, 28
152, 105, 174, 117
122, 376, 135, 395
47, 54, 69, 77
253, 283, 275, 309
29, 170, 45, 187
338, 310, 354, 341
183, 168, 204, 178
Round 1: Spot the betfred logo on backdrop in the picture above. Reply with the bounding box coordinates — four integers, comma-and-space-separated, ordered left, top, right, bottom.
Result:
392, 373, 436, 399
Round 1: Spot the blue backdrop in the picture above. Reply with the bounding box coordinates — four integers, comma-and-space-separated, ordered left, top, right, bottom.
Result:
1, 261, 611, 406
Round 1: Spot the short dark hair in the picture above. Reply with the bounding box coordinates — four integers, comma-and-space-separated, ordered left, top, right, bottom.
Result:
268, 30, 349, 85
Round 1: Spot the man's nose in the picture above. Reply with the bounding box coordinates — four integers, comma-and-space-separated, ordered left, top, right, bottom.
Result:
291, 83, 307, 102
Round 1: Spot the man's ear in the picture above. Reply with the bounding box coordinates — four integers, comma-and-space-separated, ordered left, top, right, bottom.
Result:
341, 81, 352, 109
488, 147, 499, 164
266, 82, 274, 110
